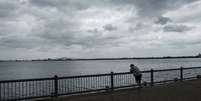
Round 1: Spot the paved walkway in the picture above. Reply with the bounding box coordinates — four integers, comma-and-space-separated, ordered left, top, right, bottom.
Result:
35, 79, 201, 101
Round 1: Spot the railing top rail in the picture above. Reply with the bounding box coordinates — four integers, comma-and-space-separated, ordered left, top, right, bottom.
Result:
59, 66, 201, 78
154, 68, 180, 72
183, 66, 201, 70
153, 66, 201, 72
59, 73, 111, 79
1, 66, 201, 82
0, 77, 53, 83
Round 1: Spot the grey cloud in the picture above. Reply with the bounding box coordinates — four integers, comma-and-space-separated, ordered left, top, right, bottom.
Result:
134, 0, 168, 17
0, 0, 19, 18
33, 20, 120, 48
137, 0, 198, 17
155, 16, 172, 25
163, 24, 193, 32
0, 0, 201, 59
112, 0, 197, 17
103, 24, 117, 31
0, 35, 40, 49
128, 23, 143, 32
29, 0, 91, 11
87, 28, 99, 33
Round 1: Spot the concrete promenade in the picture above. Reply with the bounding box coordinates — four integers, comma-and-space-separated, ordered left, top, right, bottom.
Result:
36, 79, 201, 101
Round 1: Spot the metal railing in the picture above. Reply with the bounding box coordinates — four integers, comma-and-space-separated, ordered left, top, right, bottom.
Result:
1, 66, 201, 101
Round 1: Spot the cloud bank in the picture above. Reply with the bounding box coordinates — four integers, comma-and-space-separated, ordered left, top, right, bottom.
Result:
0, 0, 201, 59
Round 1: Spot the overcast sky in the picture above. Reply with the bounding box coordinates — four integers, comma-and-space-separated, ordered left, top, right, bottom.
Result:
0, 0, 201, 59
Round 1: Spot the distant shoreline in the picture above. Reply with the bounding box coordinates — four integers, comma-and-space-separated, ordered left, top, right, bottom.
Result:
1, 55, 201, 62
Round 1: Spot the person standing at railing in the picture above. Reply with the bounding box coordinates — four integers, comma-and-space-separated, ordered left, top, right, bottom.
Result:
130, 64, 142, 87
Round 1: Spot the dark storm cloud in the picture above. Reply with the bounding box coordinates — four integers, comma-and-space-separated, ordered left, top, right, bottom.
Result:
163, 24, 193, 32
112, 0, 198, 17
103, 24, 117, 31
155, 16, 172, 25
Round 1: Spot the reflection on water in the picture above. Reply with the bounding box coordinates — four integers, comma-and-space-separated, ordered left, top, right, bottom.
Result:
0, 58, 201, 80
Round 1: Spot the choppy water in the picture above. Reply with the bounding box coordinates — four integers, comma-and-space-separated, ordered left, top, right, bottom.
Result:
0, 58, 201, 80
1, 58, 201, 100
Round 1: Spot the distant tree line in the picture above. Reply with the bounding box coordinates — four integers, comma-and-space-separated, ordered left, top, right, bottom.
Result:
1, 53, 201, 62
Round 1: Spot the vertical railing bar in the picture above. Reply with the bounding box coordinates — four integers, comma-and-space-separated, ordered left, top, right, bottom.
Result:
180, 67, 183, 81
83, 77, 86, 92
33, 81, 35, 97
75, 78, 77, 92
118, 74, 120, 87
25, 82, 27, 98
82, 77, 84, 92
60, 79, 62, 94
105, 76, 107, 88
58, 79, 60, 94
111, 72, 114, 90
22, 82, 24, 98
36, 80, 38, 97
45, 80, 47, 96
95, 77, 97, 90
12, 83, 14, 99
96, 76, 98, 89
48, 80, 50, 96
85, 78, 89, 91
72, 78, 74, 93
41, 81, 43, 96
54, 75, 58, 98
47, 80, 49, 96
89, 77, 91, 90
3, 83, 5, 100
31, 81, 33, 97
3, 83, 4, 100
98, 76, 100, 89
69, 79, 71, 93
64, 79, 66, 93
51, 79, 54, 97
76, 78, 78, 92
19, 82, 21, 99
127, 74, 129, 86
16, 82, 18, 99
8, 83, 9, 100
9, 83, 11, 100
79, 78, 81, 92
39, 81, 41, 96
67, 79, 69, 93
7, 83, 9, 100
91, 76, 93, 90
40, 80, 42, 96
0, 83, 1, 100
41, 80, 43, 96
151, 69, 154, 86
71, 78, 73, 93
122, 75, 126, 86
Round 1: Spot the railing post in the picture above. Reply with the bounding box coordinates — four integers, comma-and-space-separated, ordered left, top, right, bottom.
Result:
151, 69, 154, 86
180, 67, 183, 81
54, 75, 58, 97
110, 72, 114, 90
